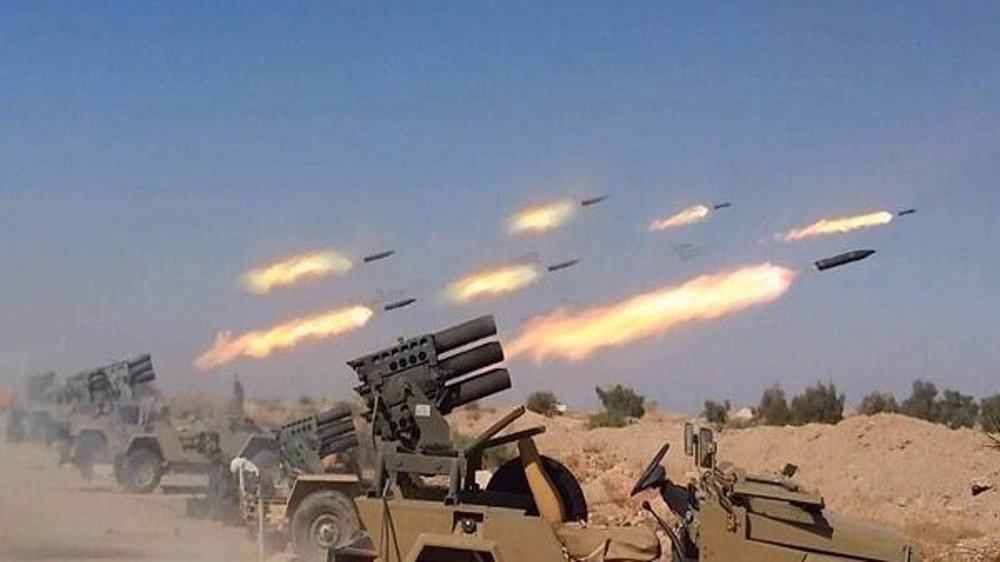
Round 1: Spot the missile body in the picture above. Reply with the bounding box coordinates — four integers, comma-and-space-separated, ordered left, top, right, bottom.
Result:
580, 195, 609, 207
712, 202, 732, 210
383, 298, 417, 311
363, 250, 396, 263
897, 209, 916, 216
546, 259, 580, 272
814, 249, 876, 271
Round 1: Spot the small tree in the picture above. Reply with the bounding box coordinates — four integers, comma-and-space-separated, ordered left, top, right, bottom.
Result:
901, 380, 938, 421
702, 399, 731, 425
588, 384, 645, 429
981, 394, 1000, 433
757, 384, 791, 426
934, 389, 979, 429
595, 385, 645, 419
790, 381, 845, 425
858, 392, 899, 415
526, 391, 559, 417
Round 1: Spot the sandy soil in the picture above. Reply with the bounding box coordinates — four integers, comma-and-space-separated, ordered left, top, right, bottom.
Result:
0, 437, 257, 562
450, 407, 1000, 562
3, 407, 999, 562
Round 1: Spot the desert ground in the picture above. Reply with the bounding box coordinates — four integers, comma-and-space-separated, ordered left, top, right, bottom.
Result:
2, 407, 998, 562
0, 435, 255, 562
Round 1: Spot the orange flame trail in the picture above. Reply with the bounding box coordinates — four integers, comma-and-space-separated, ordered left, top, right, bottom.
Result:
508, 263, 797, 362
507, 199, 577, 235
649, 204, 711, 231
779, 211, 894, 242
195, 305, 373, 369
243, 250, 353, 294
447, 263, 541, 303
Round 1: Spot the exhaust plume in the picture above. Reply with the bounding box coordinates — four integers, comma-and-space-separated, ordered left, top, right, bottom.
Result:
779, 211, 893, 242
508, 263, 797, 362
507, 199, 577, 235
242, 250, 353, 294
649, 204, 711, 231
195, 305, 373, 369
447, 263, 541, 303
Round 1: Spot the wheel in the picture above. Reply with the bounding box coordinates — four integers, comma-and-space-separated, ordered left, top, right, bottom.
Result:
486, 455, 588, 522
290, 490, 360, 562
206, 463, 239, 522
72, 432, 106, 481
120, 448, 163, 494
249, 449, 281, 496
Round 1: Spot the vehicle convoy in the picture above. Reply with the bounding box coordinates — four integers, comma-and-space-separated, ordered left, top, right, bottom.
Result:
325, 315, 922, 562
233, 404, 363, 561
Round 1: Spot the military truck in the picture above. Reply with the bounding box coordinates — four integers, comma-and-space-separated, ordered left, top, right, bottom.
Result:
62, 356, 157, 479
325, 315, 921, 562
114, 412, 263, 494
233, 405, 363, 561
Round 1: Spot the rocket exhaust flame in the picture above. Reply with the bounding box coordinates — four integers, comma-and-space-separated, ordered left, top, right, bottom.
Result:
508, 263, 797, 362
243, 251, 353, 294
779, 211, 894, 242
649, 204, 711, 231
507, 200, 577, 235
195, 305, 373, 369
447, 263, 542, 303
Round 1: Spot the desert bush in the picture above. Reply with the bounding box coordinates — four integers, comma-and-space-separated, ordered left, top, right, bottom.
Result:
858, 392, 900, 415
526, 391, 559, 417
586, 410, 628, 429
757, 384, 791, 426
790, 381, 845, 425
901, 380, 938, 421
981, 394, 1000, 433
595, 384, 645, 419
702, 399, 730, 425
934, 389, 979, 429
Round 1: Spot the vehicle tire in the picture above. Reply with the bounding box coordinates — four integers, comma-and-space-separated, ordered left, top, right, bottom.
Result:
290, 490, 360, 562
250, 449, 281, 497
121, 448, 163, 494
486, 455, 588, 522
72, 432, 106, 481
206, 463, 239, 522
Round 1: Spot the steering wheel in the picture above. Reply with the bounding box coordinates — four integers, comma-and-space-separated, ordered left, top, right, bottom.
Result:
629, 442, 670, 497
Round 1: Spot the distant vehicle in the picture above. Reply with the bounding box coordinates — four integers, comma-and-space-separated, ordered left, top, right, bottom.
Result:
712, 202, 732, 210
897, 209, 916, 216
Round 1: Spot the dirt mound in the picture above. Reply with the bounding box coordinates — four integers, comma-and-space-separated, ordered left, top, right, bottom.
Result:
451, 407, 1000, 560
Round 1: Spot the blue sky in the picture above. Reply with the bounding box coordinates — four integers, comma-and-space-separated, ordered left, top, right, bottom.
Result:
1, 2, 998, 410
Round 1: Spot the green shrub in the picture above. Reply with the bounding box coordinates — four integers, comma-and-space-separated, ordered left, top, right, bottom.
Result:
901, 380, 938, 421
525, 391, 559, 417
757, 384, 791, 426
981, 394, 1000, 433
858, 392, 900, 415
595, 384, 645, 419
586, 410, 628, 429
790, 381, 844, 425
934, 389, 979, 429
702, 400, 730, 425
